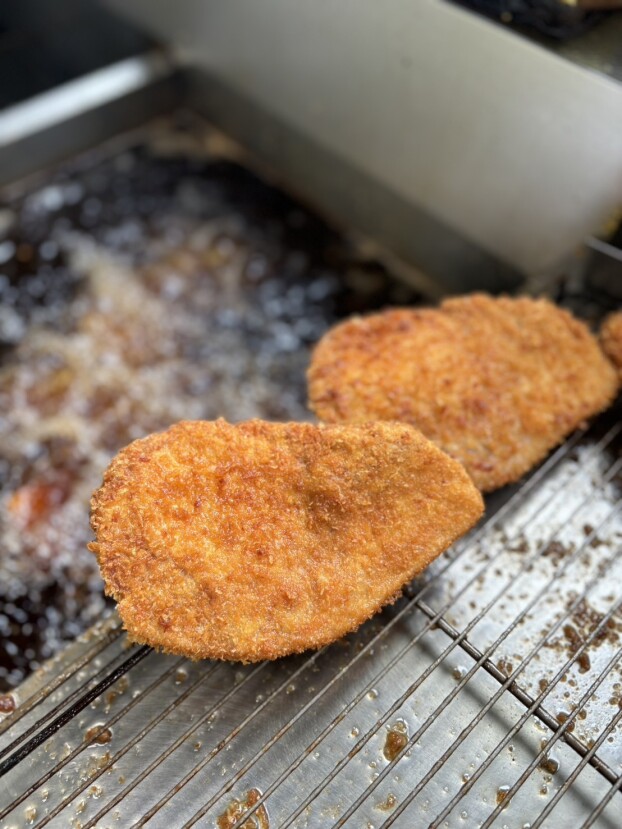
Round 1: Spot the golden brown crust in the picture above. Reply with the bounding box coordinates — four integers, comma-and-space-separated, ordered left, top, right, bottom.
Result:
90, 419, 483, 662
308, 294, 618, 492
600, 311, 622, 381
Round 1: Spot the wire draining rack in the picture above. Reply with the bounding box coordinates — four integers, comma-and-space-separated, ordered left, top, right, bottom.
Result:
1, 400, 621, 827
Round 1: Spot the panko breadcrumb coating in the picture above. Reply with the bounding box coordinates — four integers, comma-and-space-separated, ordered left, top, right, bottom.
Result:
600, 311, 622, 382
308, 294, 618, 492
90, 419, 483, 662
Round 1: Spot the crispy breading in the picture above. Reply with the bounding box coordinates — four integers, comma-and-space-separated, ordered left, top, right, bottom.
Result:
600, 311, 622, 382
308, 294, 618, 492
90, 419, 483, 662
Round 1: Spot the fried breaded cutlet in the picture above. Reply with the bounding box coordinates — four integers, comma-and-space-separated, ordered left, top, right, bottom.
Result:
308, 294, 618, 493
90, 419, 483, 662
600, 311, 622, 382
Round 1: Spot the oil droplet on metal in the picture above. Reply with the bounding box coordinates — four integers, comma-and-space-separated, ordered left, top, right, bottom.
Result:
0, 694, 16, 715
383, 719, 409, 762
84, 724, 113, 745
538, 755, 559, 775
351, 726, 360, 737
375, 793, 397, 812
216, 788, 269, 829
174, 668, 188, 685
24, 805, 37, 824
496, 785, 511, 807
367, 688, 379, 700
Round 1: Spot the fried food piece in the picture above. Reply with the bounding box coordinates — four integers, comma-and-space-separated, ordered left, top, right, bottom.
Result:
308, 294, 618, 492
90, 419, 483, 661
600, 311, 622, 382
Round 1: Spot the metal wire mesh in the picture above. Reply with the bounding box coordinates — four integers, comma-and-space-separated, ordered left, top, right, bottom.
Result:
0, 402, 620, 829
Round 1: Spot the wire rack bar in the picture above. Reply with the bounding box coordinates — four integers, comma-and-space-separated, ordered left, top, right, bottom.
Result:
217, 463, 622, 828
422, 613, 622, 829
0, 645, 149, 797
24, 655, 222, 824
79, 654, 325, 829
37, 659, 264, 826
583, 754, 622, 828
0, 629, 138, 763
0, 620, 124, 739
176, 436, 619, 827
311, 510, 622, 829
530, 708, 622, 829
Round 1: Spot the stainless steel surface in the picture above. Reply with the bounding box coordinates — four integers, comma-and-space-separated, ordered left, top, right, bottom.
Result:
183, 70, 521, 297
1, 407, 621, 828
104, 0, 622, 280
0, 52, 180, 189
0, 53, 172, 148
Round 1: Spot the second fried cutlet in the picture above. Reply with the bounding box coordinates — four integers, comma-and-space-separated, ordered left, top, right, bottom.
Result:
308, 294, 618, 492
